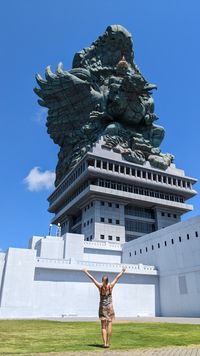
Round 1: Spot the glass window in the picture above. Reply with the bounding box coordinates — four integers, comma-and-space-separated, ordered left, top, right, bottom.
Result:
96, 160, 101, 168
108, 202, 112, 207
120, 165, 125, 173
195, 231, 198, 237
116, 219, 120, 225
108, 235, 112, 240
116, 236, 120, 241
108, 218, 112, 224
109, 162, 113, 170
101, 201, 104, 206
100, 234, 104, 239
88, 160, 94, 167
103, 161, 107, 169
116, 204, 119, 208
100, 217, 105, 222
187, 234, 189, 240
126, 167, 130, 174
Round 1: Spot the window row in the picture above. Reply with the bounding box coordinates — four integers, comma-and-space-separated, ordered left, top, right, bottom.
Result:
95, 179, 184, 203
84, 202, 94, 211
55, 180, 89, 214
100, 201, 120, 208
100, 234, 120, 241
128, 231, 199, 256
88, 159, 192, 190
50, 161, 86, 204
125, 219, 155, 234
100, 217, 120, 224
83, 218, 93, 227
161, 212, 177, 219
125, 206, 155, 219
85, 235, 93, 241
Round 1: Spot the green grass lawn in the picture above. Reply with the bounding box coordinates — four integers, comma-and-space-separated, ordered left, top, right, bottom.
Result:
0, 320, 200, 354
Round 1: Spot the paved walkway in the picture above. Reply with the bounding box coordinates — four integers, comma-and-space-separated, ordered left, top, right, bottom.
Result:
23, 346, 200, 356
42, 316, 200, 324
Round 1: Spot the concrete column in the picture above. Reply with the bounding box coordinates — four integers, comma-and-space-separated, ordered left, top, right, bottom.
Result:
63, 233, 84, 260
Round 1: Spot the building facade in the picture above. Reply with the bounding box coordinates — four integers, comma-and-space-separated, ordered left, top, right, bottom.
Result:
0, 140, 199, 319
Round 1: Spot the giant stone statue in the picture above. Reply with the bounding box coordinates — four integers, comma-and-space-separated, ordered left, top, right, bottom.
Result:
34, 25, 174, 186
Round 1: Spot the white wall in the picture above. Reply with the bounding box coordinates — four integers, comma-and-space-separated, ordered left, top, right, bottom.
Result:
0, 248, 36, 316
83, 248, 121, 263
122, 215, 200, 317
0, 234, 158, 318
21, 269, 159, 318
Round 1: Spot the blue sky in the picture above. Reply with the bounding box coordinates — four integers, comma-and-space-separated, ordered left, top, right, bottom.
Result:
0, 0, 200, 251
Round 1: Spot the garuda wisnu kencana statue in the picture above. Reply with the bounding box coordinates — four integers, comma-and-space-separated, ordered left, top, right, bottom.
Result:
34, 24, 174, 186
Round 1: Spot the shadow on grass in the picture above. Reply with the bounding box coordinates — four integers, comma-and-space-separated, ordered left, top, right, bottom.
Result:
88, 344, 105, 348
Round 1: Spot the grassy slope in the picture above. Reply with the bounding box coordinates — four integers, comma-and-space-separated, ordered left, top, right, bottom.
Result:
0, 320, 200, 354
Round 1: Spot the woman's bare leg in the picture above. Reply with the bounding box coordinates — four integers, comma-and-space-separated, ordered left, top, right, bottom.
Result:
101, 320, 107, 346
106, 321, 112, 346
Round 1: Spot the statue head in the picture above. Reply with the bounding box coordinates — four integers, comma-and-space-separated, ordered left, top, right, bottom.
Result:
116, 56, 130, 77
72, 24, 134, 71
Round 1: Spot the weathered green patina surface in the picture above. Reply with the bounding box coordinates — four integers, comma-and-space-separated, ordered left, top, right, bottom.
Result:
34, 25, 174, 186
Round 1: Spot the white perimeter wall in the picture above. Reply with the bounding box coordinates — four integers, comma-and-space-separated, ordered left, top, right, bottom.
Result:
122, 215, 200, 317
0, 237, 159, 318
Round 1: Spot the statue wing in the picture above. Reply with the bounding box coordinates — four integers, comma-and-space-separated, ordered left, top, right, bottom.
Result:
34, 63, 102, 147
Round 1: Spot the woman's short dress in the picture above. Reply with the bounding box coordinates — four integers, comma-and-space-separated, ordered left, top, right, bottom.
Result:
99, 285, 115, 321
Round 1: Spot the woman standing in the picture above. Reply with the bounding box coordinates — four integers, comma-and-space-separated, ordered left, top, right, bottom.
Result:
83, 266, 126, 348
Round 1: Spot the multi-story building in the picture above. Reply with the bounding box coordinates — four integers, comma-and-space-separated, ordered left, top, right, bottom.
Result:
48, 137, 196, 243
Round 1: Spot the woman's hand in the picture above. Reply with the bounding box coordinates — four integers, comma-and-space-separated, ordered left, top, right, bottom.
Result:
83, 267, 88, 274
122, 266, 127, 273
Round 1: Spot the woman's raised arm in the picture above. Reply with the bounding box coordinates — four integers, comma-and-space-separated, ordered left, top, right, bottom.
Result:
83, 267, 101, 289
110, 266, 126, 289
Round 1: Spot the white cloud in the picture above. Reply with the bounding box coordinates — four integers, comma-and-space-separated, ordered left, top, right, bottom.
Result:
24, 167, 55, 192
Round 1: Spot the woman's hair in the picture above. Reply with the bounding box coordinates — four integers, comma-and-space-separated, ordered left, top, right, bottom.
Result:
102, 275, 109, 284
